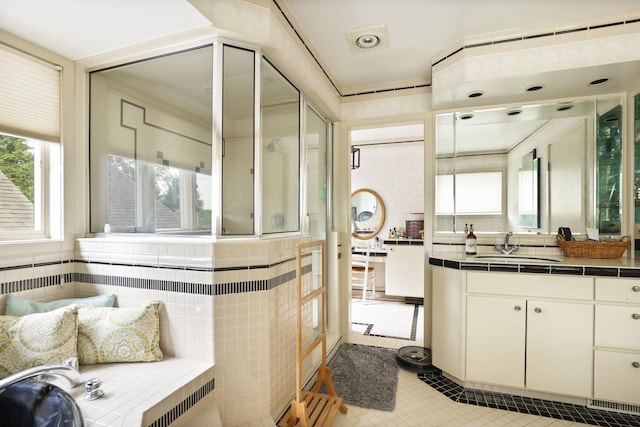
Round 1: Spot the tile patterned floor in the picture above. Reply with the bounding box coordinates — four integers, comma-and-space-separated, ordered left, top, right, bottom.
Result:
332, 365, 590, 427
346, 300, 640, 427
352, 300, 421, 339
350, 299, 424, 349
419, 370, 640, 427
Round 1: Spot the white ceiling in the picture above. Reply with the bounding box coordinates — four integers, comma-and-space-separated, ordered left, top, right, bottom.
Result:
277, 0, 640, 95
1, 0, 638, 94
0, 0, 210, 61
1, 0, 638, 147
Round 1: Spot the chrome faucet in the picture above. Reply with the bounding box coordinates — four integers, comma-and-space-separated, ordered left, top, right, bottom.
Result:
495, 231, 519, 255
0, 359, 83, 390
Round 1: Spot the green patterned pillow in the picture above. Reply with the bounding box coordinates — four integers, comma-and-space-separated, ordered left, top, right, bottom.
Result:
77, 301, 163, 364
0, 305, 78, 378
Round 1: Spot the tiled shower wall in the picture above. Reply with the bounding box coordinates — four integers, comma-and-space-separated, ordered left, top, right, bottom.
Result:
211, 236, 326, 425
0, 235, 323, 426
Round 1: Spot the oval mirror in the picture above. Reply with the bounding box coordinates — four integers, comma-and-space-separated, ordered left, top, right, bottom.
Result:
351, 188, 385, 240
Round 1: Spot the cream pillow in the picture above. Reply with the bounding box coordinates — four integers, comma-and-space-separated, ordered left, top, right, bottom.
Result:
0, 305, 78, 378
77, 301, 163, 364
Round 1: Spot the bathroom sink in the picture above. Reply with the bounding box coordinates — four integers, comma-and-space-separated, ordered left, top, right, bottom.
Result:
473, 255, 561, 263
0, 381, 84, 427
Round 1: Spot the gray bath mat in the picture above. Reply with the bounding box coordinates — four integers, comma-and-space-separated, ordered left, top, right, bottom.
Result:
320, 343, 398, 412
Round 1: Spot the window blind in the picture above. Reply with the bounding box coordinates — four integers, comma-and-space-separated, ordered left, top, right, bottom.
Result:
0, 43, 60, 142
436, 171, 503, 215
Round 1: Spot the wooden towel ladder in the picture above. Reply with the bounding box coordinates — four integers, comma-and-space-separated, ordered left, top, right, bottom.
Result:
278, 240, 347, 427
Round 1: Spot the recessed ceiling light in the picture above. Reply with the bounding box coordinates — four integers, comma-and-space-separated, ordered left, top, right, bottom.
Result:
459, 113, 474, 120
590, 77, 609, 85
355, 34, 381, 49
526, 84, 545, 92
556, 103, 574, 112
467, 91, 484, 98
346, 24, 388, 53
507, 109, 522, 116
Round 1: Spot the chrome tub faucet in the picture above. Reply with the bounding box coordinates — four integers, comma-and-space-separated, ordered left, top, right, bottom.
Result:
0, 358, 83, 390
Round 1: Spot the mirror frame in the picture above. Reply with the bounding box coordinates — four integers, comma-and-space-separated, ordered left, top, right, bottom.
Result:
351, 188, 386, 240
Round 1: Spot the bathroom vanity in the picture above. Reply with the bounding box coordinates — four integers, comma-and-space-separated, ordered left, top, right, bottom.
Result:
430, 254, 640, 408
384, 239, 424, 298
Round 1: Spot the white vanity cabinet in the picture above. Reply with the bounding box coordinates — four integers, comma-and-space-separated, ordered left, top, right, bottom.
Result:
525, 299, 593, 396
465, 272, 593, 397
432, 266, 466, 379
466, 295, 525, 387
433, 268, 595, 399
593, 277, 640, 405
385, 244, 424, 298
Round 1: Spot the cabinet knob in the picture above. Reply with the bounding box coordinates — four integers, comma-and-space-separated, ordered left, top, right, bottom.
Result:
514, 305, 521, 311
633, 362, 640, 369
633, 286, 640, 292
633, 313, 640, 320
534, 307, 542, 313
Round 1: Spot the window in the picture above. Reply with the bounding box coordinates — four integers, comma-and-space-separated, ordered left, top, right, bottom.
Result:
0, 43, 61, 240
90, 46, 213, 234
436, 171, 502, 215
106, 155, 211, 232
0, 135, 37, 234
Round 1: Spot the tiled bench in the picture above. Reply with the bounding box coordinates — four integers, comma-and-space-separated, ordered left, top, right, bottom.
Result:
55, 358, 216, 427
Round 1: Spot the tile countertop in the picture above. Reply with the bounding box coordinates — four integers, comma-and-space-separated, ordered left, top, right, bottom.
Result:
383, 238, 425, 246
429, 252, 640, 277
352, 248, 388, 256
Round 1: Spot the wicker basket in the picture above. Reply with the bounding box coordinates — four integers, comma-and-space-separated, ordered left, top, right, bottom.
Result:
556, 234, 630, 259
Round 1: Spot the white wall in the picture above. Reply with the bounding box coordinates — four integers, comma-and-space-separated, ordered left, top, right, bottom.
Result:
351, 141, 424, 240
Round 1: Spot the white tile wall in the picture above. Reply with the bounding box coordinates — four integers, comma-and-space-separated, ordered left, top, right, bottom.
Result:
432, 233, 564, 257
211, 236, 315, 425
0, 234, 325, 426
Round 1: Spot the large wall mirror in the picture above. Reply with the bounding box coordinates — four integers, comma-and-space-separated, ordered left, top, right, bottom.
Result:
351, 188, 385, 240
435, 96, 622, 235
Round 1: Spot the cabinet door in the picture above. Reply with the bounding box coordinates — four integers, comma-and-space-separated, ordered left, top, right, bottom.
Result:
432, 267, 466, 380
526, 300, 593, 397
596, 278, 640, 303
385, 245, 424, 297
595, 304, 640, 350
594, 349, 640, 405
466, 295, 526, 388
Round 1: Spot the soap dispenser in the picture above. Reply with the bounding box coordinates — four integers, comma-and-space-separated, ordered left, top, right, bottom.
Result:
466, 224, 477, 255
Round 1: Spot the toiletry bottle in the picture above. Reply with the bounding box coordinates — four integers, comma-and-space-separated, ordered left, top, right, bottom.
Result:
466, 224, 477, 255
464, 223, 469, 234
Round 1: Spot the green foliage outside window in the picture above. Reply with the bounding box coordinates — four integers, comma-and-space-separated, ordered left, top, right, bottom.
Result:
0, 135, 34, 202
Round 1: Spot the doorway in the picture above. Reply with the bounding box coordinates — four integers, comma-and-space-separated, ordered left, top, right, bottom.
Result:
349, 122, 425, 349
